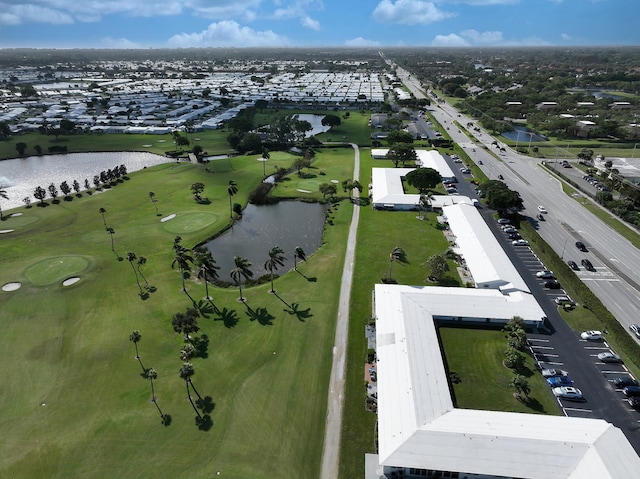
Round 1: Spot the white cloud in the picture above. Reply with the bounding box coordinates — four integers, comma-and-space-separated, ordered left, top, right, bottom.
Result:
460, 29, 503, 44
300, 16, 320, 30
438, 0, 517, 4
167, 20, 289, 47
344, 37, 381, 47
431, 33, 468, 46
372, 0, 454, 25
560, 33, 571, 41
0, 3, 74, 26
101, 37, 142, 49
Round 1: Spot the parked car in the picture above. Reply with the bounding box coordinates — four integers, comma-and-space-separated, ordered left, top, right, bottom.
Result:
580, 330, 603, 341
497, 218, 510, 225
575, 241, 588, 252
581, 259, 595, 271
503, 226, 517, 233
541, 369, 569, 378
508, 232, 521, 240
598, 352, 622, 363
567, 260, 579, 270
538, 205, 548, 213
613, 377, 639, 388
544, 280, 561, 289
461, 168, 471, 174
547, 376, 573, 387
628, 397, 640, 409
623, 386, 640, 397
512, 239, 529, 246
630, 324, 640, 339
536, 270, 554, 279
554, 296, 575, 305
553, 386, 583, 400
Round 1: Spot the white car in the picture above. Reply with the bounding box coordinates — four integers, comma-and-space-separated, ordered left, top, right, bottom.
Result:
598, 352, 622, 363
536, 270, 554, 279
537, 205, 548, 213
541, 369, 569, 378
512, 239, 529, 246
580, 330, 603, 341
553, 386, 583, 400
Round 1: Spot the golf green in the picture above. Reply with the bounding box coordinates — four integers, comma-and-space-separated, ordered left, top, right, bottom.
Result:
161, 212, 218, 233
24, 255, 91, 286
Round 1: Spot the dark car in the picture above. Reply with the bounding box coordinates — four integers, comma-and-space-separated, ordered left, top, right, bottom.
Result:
581, 259, 595, 271
613, 377, 639, 388
544, 280, 561, 289
575, 241, 588, 252
623, 386, 640, 397
508, 232, 521, 240
628, 397, 640, 410
536, 213, 545, 221
568, 260, 579, 270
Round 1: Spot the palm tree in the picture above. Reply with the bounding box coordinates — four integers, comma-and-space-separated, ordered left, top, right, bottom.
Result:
0, 188, 8, 220
99, 207, 107, 229
230, 256, 253, 302
179, 362, 201, 418
171, 245, 193, 293
145, 367, 158, 402
261, 147, 270, 177
194, 247, 219, 301
294, 246, 306, 272
227, 180, 238, 219
264, 246, 286, 293
388, 246, 408, 280
129, 330, 142, 359
136, 256, 150, 288
127, 252, 142, 293
106, 227, 116, 252
180, 343, 196, 362
149, 191, 159, 216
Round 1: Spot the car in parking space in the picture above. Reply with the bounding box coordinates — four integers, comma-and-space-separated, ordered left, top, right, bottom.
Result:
598, 352, 622, 363
508, 232, 522, 240
547, 376, 573, 387
629, 324, 640, 339
628, 397, 640, 410
554, 296, 575, 305
497, 218, 510, 225
460, 168, 471, 174
537, 205, 548, 213
575, 241, 588, 252
544, 280, 561, 289
503, 226, 517, 233
541, 368, 569, 378
581, 259, 595, 271
512, 239, 529, 246
553, 386, 583, 400
622, 386, 640, 397
536, 270, 554, 279
567, 260, 579, 270
613, 377, 639, 388
580, 330, 603, 341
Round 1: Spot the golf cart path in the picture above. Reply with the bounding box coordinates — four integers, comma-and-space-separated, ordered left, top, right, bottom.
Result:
320, 143, 360, 479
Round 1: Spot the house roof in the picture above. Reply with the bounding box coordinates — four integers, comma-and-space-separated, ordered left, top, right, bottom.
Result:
375, 283, 640, 479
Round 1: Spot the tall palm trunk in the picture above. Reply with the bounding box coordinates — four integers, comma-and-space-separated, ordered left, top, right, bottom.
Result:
185, 381, 201, 418
189, 379, 203, 401
237, 281, 244, 301
149, 377, 156, 402
129, 261, 142, 293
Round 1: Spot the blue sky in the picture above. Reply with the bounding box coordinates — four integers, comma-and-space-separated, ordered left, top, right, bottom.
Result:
0, 0, 637, 49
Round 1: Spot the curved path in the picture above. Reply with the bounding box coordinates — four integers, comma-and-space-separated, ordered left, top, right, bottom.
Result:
320, 143, 360, 479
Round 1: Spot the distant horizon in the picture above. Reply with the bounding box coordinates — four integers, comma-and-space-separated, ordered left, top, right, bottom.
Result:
1, 1, 637, 50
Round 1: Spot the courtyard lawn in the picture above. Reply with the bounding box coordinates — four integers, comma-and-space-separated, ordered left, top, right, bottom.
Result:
439, 327, 561, 415
0, 155, 352, 479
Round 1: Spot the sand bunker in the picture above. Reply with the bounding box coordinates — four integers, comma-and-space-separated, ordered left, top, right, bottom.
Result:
297, 189, 312, 193
161, 214, 176, 222
0, 229, 14, 234
142, 144, 153, 147
62, 277, 80, 286
2, 282, 21, 292
10, 213, 22, 217
330, 179, 339, 184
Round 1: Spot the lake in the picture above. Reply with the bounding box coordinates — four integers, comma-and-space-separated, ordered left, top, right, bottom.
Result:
0, 152, 172, 210
203, 201, 327, 281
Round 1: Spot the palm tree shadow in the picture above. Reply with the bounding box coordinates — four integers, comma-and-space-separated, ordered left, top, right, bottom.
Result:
243, 302, 275, 325
195, 414, 213, 431
296, 270, 317, 282
193, 299, 215, 318
161, 414, 172, 427
196, 395, 216, 414
214, 307, 239, 328
283, 302, 313, 322
192, 334, 209, 359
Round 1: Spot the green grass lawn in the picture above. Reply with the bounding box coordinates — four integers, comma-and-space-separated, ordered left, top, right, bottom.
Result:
0, 154, 352, 478
439, 327, 561, 415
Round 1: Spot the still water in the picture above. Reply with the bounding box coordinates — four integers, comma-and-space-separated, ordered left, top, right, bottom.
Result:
501, 125, 546, 143
0, 152, 172, 210
203, 201, 327, 280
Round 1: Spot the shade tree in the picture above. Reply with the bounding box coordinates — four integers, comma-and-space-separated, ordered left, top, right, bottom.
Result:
230, 256, 253, 302
264, 246, 286, 293
405, 167, 441, 194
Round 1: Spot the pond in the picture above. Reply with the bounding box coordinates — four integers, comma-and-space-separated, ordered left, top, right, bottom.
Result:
203, 201, 327, 281
0, 151, 172, 210
297, 114, 331, 137
501, 125, 546, 143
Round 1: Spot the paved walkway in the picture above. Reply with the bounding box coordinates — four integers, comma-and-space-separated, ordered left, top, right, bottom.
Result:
319, 143, 360, 479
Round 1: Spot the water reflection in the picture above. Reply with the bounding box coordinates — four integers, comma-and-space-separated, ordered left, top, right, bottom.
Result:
0, 152, 172, 210
203, 201, 327, 280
